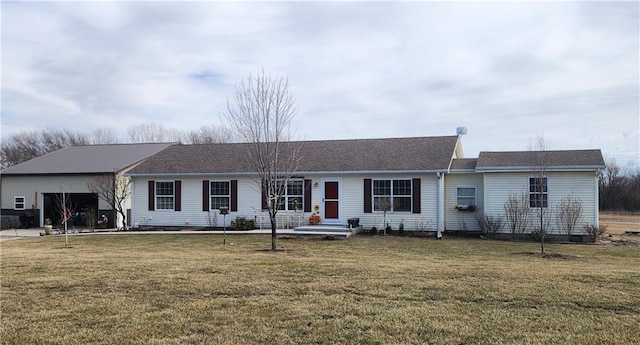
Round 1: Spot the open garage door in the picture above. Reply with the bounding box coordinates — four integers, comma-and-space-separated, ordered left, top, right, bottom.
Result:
43, 193, 99, 228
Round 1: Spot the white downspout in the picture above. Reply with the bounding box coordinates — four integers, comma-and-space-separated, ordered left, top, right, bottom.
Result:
594, 171, 599, 227
436, 172, 443, 239
130, 178, 135, 229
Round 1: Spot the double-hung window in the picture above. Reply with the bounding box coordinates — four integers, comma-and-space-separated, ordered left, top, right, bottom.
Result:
373, 179, 412, 212
14, 196, 25, 210
529, 177, 548, 208
155, 181, 175, 210
276, 179, 304, 211
210, 181, 230, 210
456, 187, 476, 207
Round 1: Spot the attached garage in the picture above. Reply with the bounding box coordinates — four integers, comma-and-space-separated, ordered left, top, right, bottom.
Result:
0, 143, 172, 229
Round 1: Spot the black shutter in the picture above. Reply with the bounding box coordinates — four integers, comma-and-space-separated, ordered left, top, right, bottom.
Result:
148, 180, 155, 211
174, 181, 181, 211
364, 179, 372, 213
261, 180, 268, 211
231, 180, 238, 212
202, 180, 209, 211
412, 178, 421, 213
304, 179, 312, 212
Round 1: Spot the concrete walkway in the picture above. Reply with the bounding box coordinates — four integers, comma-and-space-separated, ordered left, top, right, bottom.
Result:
1, 227, 354, 241
0, 228, 45, 241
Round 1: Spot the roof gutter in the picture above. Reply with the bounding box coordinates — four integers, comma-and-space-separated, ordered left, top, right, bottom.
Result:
476, 165, 606, 173
125, 169, 451, 178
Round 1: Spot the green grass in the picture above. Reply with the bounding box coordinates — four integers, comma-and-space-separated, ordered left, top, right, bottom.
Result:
1, 234, 639, 344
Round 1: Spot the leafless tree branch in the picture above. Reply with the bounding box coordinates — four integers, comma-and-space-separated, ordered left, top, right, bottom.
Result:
223, 69, 301, 251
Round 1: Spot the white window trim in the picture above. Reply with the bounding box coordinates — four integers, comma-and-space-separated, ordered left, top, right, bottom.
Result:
14, 196, 26, 210
372, 179, 413, 213
528, 176, 549, 209
456, 186, 477, 207
155, 180, 175, 211
277, 179, 304, 212
210, 180, 231, 211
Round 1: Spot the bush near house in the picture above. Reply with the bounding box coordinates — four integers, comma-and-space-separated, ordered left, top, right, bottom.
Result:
230, 216, 255, 231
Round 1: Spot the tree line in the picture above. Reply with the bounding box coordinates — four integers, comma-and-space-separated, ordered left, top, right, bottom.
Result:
3, 70, 298, 251
4, 123, 639, 215
1, 123, 232, 168
598, 160, 640, 212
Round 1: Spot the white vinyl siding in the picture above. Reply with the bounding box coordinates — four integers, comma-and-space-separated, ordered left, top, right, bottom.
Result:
483, 171, 598, 235
130, 173, 439, 231
347, 174, 437, 230
129, 170, 600, 237
444, 173, 484, 231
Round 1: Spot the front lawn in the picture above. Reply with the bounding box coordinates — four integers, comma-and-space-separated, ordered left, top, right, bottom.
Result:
1, 234, 638, 344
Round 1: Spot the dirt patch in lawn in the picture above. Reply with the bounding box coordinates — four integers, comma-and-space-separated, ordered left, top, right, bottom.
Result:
256, 248, 292, 253
512, 251, 580, 260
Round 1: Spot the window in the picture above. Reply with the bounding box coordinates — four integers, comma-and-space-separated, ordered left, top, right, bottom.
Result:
373, 179, 412, 212
529, 177, 548, 208
276, 179, 304, 211
210, 181, 230, 210
14, 196, 25, 210
456, 187, 476, 206
155, 181, 175, 210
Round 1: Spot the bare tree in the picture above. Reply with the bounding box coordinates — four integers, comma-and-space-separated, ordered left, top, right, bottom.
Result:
126, 122, 182, 143
1, 128, 88, 168
529, 134, 550, 255
184, 125, 233, 144
223, 70, 301, 251
84, 207, 97, 232
87, 174, 131, 230
475, 213, 505, 239
555, 194, 583, 241
90, 128, 120, 144
503, 191, 531, 240
53, 187, 73, 248
374, 195, 392, 234
599, 159, 640, 212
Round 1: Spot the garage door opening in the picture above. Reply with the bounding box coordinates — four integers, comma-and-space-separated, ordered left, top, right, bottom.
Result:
43, 193, 99, 228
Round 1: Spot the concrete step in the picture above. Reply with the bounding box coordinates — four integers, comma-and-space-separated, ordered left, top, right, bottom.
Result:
294, 225, 363, 234
294, 225, 351, 233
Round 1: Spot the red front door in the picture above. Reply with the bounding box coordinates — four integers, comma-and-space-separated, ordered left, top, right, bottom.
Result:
324, 181, 339, 220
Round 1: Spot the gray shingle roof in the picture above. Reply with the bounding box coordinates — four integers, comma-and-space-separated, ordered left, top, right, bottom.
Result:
476, 150, 605, 170
127, 136, 460, 174
450, 158, 478, 170
1, 143, 174, 175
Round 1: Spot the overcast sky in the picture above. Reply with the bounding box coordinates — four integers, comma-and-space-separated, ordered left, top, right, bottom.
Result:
2, 1, 638, 167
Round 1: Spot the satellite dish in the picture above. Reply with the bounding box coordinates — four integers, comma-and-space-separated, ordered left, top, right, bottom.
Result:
456, 127, 467, 136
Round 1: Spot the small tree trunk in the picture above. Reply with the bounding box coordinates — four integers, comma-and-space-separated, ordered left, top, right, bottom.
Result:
270, 201, 277, 251
119, 210, 127, 231
271, 223, 277, 251
540, 210, 545, 255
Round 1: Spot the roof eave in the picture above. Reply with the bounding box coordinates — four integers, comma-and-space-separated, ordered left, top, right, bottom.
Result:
476, 165, 605, 173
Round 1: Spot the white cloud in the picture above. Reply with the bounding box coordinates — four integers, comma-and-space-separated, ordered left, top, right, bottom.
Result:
1, 1, 637, 165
